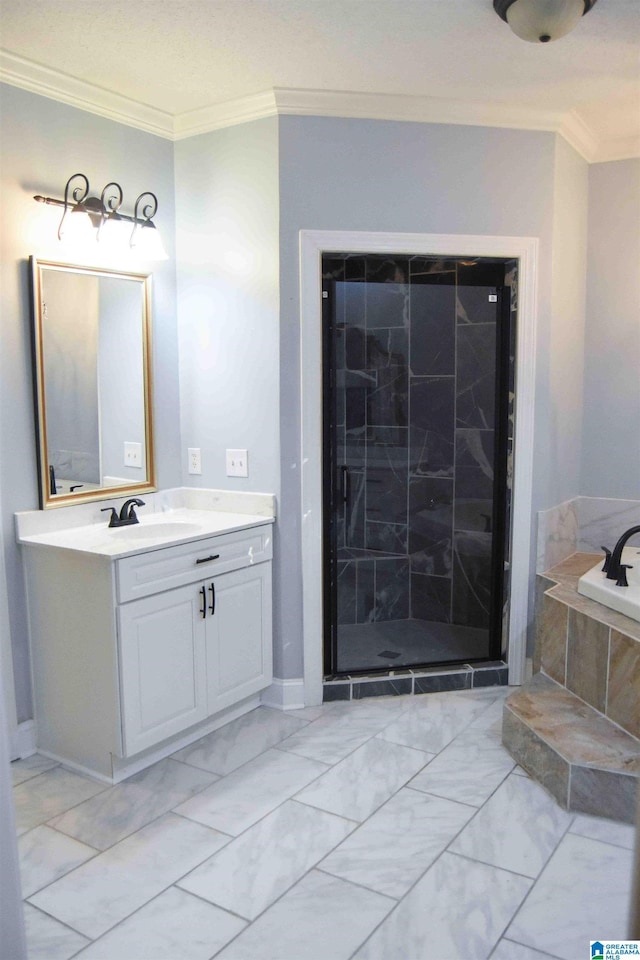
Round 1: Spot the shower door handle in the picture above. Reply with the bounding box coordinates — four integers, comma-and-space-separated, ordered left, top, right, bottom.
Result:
340, 466, 350, 505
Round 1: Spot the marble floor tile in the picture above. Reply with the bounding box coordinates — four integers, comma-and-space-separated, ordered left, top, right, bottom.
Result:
569, 812, 637, 850
172, 707, 307, 775
375, 691, 496, 754
11, 754, 59, 786
13, 766, 107, 836
491, 938, 561, 960
178, 799, 355, 920
73, 886, 246, 960
506, 834, 634, 960
174, 748, 328, 835
408, 726, 515, 806
319, 787, 474, 898
296, 737, 429, 822
464, 697, 508, 739
23, 903, 90, 960
18, 825, 97, 898
49, 757, 218, 849
277, 710, 393, 765
354, 852, 531, 960
215, 869, 395, 960
449, 772, 574, 878
28, 813, 230, 939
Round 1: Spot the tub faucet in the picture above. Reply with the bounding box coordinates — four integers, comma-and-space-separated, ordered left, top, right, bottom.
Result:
101, 498, 145, 528
603, 524, 640, 584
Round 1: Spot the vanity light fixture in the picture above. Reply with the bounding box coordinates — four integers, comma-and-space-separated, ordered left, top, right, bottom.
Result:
493, 0, 598, 43
33, 172, 168, 260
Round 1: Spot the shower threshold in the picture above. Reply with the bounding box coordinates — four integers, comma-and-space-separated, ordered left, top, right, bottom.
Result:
323, 656, 508, 702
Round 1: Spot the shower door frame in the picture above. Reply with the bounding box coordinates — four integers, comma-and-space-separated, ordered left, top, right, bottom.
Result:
300, 230, 539, 705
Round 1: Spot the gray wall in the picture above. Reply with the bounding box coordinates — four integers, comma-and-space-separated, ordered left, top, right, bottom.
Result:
175, 118, 280, 494
0, 83, 180, 721
174, 120, 284, 670
546, 135, 589, 507
581, 158, 640, 497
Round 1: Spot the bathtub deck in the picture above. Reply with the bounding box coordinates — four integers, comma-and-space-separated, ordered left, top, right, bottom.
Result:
503, 552, 640, 823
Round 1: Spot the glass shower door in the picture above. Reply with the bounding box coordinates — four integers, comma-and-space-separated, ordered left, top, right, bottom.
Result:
322, 254, 513, 676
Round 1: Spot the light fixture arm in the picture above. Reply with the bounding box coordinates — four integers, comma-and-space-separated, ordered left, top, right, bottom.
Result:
131, 191, 158, 248
58, 172, 89, 241
98, 181, 123, 240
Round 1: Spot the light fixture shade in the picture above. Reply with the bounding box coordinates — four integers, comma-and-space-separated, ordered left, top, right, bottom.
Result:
99, 213, 132, 250
59, 207, 95, 244
130, 221, 168, 261
494, 0, 597, 43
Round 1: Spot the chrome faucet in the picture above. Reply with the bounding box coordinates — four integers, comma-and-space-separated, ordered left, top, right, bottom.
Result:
602, 524, 640, 586
101, 498, 145, 528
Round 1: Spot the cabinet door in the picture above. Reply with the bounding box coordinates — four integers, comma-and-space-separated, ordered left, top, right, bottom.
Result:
206, 563, 272, 713
118, 584, 207, 756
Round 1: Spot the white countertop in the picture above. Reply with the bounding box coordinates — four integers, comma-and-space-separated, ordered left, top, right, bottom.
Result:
17, 507, 274, 560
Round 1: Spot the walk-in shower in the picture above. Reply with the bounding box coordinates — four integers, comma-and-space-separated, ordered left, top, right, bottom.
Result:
322, 253, 516, 676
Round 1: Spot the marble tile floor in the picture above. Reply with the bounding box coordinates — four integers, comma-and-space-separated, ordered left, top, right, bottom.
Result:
11, 688, 637, 960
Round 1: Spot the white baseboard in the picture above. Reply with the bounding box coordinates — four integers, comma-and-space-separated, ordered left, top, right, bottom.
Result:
37, 695, 262, 784
10, 720, 36, 760
261, 678, 305, 711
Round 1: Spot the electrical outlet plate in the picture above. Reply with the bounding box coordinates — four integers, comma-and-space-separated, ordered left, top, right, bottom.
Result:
124, 441, 142, 468
226, 449, 248, 477
188, 448, 202, 475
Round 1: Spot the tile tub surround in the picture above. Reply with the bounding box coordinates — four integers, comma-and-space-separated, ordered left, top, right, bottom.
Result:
504, 551, 640, 822
536, 553, 640, 740
503, 673, 640, 823
14, 693, 636, 960
536, 496, 640, 574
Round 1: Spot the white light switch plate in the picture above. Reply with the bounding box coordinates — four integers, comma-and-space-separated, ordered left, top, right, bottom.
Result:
124, 441, 142, 468
226, 449, 248, 477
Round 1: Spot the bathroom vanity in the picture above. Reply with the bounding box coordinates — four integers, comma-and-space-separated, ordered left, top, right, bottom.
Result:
16, 496, 274, 782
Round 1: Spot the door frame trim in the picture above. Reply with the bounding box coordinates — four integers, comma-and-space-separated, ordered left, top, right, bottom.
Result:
300, 230, 538, 704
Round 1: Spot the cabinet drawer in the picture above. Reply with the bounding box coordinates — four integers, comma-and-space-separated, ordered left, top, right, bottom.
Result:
116, 525, 273, 603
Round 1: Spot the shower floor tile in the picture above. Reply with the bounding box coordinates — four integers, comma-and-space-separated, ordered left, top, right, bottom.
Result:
336, 617, 489, 672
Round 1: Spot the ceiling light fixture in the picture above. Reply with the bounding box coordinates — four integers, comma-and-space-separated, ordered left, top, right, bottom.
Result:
493, 0, 598, 43
33, 172, 168, 260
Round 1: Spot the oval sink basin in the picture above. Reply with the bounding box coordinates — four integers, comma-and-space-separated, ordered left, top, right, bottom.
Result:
109, 521, 203, 540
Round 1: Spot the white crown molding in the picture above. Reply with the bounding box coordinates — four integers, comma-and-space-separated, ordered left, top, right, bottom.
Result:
173, 91, 278, 140
0, 49, 174, 139
274, 86, 561, 131
556, 108, 600, 162
590, 134, 640, 164
1, 49, 637, 163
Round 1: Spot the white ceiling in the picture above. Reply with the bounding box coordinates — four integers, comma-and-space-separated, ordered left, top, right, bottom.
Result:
1, 0, 639, 161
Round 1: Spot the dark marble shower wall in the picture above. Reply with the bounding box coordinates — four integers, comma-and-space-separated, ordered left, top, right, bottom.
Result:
325, 253, 514, 647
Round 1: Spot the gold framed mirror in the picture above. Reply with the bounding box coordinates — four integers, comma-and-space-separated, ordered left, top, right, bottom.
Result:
30, 258, 156, 508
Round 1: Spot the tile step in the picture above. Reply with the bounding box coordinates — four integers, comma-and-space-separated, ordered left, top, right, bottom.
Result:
502, 672, 640, 824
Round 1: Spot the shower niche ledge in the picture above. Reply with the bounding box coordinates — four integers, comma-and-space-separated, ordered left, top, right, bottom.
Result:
502, 552, 640, 823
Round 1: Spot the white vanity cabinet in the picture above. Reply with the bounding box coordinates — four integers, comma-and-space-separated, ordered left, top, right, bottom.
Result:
117, 551, 272, 756
22, 519, 273, 781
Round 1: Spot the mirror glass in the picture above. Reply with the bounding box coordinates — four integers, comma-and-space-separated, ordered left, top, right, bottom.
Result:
30, 258, 155, 508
